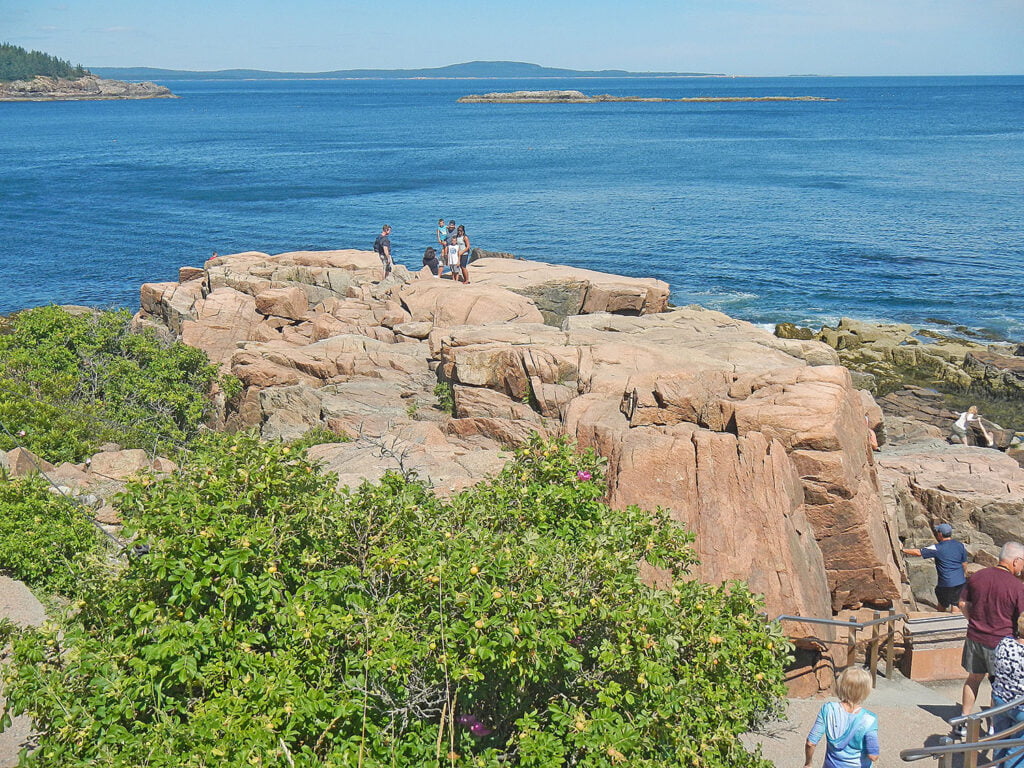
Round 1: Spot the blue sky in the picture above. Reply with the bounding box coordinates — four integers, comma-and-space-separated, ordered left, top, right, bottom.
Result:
3, 0, 1022, 75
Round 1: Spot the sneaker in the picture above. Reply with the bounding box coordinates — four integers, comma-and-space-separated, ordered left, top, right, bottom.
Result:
952, 723, 967, 740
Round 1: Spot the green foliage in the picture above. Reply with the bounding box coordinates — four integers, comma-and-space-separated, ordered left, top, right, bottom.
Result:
0, 434, 789, 767
0, 42, 88, 83
0, 306, 220, 463
434, 381, 455, 414
287, 425, 351, 452
0, 475, 108, 598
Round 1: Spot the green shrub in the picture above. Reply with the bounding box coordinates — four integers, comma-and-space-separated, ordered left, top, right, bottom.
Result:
287, 425, 351, 452
0, 434, 789, 767
0, 475, 108, 598
0, 306, 220, 463
434, 381, 455, 414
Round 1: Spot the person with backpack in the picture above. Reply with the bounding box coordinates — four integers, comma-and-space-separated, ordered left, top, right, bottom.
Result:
804, 667, 880, 767
373, 224, 393, 280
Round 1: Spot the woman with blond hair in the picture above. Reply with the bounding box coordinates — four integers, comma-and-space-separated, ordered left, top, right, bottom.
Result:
804, 667, 879, 767
951, 405, 994, 447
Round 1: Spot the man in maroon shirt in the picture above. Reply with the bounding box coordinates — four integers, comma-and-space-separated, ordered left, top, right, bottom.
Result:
957, 541, 1024, 732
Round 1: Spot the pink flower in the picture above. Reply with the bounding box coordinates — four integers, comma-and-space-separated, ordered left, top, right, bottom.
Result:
576, 470, 592, 481
458, 714, 493, 737
469, 722, 493, 737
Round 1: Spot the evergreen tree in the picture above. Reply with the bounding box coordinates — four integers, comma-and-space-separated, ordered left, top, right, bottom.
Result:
0, 42, 90, 82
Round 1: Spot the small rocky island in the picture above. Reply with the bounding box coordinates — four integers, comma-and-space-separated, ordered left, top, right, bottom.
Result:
0, 73, 175, 101
458, 89, 836, 103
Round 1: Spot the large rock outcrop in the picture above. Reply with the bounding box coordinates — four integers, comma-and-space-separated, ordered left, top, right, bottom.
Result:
133, 249, 905, 618
881, 443, 1024, 609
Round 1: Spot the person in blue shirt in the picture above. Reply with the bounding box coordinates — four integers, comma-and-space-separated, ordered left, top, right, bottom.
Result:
902, 523, 969, 613
805, 667, 880, 768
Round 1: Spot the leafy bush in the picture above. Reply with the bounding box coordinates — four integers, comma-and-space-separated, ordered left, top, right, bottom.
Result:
0, 475, 108, 598
0, 306, 221, 463
0, 42, 88, 83
0, 434, 789, 767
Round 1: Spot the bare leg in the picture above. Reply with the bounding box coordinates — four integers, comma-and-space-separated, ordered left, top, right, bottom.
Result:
963, 672, 986, 716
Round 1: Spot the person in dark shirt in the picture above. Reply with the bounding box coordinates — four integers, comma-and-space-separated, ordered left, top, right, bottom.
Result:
374, 224, 393, 279
955, 541, 1024, 736
902, 523, 968, 612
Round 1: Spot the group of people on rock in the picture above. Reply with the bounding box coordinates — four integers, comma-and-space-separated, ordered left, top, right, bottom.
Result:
373, 219, 473, 283
423, 218, 471, 283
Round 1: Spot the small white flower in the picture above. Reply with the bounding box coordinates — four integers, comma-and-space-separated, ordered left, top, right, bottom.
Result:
17, 430, 26, 437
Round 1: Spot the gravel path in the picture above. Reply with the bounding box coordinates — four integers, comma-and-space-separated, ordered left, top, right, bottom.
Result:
0, 576, 46, 768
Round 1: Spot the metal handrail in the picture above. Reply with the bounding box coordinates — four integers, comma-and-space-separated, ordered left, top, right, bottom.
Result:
775, 613, 908, 629
775, 611, 908, 687
901, 694, 1024, 767
951, 695, 1024, 727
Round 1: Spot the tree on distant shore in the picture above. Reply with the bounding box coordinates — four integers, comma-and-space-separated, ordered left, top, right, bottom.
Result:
0, 42, 89, 82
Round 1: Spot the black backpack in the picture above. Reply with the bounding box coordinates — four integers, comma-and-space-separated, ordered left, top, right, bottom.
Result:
373, 235, 382, 254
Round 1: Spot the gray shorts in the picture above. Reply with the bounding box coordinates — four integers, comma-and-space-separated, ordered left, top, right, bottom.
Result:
962, 638, 997, 675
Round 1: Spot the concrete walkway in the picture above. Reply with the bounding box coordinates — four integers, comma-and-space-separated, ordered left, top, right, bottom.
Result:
744, 674, 988, 767
0, 576, 46, 768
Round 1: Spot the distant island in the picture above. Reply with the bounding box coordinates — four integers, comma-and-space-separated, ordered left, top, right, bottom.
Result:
91, 60, 723, 81
458, 89, 838, 104
0, 42, 174, 101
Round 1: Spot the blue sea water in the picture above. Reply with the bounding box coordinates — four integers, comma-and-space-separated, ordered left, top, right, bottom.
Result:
1, 75, 1022, 338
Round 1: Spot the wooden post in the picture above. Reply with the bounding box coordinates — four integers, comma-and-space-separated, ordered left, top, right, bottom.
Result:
885, 609, 896, 681
937, 736, 954, 768
965, 719, 980, 768
847, 616, 859, 669
869, 612, 881, 687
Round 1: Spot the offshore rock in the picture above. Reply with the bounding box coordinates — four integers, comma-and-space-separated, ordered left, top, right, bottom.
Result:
0, 74, 175, 101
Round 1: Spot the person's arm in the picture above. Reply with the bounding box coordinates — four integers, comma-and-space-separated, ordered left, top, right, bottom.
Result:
805, 705, 826, 767
864, 729, 880, 763
903, 548, 922, 557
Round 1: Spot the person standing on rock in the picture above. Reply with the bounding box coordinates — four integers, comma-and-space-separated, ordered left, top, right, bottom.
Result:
902, 523, 968, 613
951, 406, 994, 447
954, 541, 1024, 737
456, 225, 471, 284
374, 224, 393, 280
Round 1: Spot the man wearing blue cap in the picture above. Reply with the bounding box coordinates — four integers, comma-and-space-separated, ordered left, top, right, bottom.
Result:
903, 523, 968, 613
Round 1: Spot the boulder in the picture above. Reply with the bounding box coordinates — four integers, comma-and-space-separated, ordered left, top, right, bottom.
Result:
181, 287, 262, 365
399, 281, 545, 327
468, 258, 670, 324
5, 447, 54, 477
307, 427, 508, 494
254, 286, 309, 321
87, 449, 154, 480
564, 394, 833, 619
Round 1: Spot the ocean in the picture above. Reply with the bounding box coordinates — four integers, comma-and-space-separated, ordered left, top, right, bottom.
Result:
2, 75, 1022, 338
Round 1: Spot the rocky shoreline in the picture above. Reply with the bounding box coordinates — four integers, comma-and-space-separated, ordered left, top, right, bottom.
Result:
0, 74, 175, 101
4, 249, 1023, 700
458, 89, 837, 103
